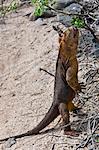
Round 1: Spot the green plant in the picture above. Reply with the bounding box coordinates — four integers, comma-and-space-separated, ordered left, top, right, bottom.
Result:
8, 1, 18, 11
71, 16, 85, 28
0, 0, 18, 17
31, 0, 49, 16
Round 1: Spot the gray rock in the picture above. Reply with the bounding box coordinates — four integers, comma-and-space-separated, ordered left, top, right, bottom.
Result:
57, 3, 82, 26
53, 0, 78, 10
35, 18, 47, 26
90, 42, 99, 58
66, 3, 81, 13
5, 138, 16, 148
57, 14, 72, 26
29, 10, 56, 21
79, 29, 99, 58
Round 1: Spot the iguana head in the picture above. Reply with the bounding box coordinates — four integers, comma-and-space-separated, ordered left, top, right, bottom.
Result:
59, 27, 79, 57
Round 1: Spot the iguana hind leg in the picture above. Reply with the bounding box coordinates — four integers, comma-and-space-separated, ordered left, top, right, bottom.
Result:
58, 103, 80, 136
58, 103, 71, 131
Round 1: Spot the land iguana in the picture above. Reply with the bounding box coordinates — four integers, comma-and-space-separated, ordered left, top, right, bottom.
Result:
0, 26, 81, 142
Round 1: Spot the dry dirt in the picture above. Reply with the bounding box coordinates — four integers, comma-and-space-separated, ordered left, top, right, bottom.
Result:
0, 4, 99, 150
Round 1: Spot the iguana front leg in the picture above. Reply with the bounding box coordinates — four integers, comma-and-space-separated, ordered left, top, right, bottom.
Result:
66, 58, 81, 93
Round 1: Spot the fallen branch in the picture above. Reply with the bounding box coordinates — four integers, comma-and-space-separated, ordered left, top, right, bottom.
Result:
40, 68, 55, 77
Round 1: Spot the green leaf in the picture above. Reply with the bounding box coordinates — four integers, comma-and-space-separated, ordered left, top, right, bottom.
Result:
31, 0, 37, 4
40, 0, 48, 5
32, 0, 49, 16
9, 1, 17, 11
71, 17, 85, 28
34, 6, 43, 16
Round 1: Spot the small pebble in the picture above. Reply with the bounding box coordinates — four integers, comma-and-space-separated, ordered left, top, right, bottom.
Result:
5, 138, 16, 148
35, 18, 47, 26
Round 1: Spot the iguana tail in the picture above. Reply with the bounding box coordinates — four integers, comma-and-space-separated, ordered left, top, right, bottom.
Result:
0, 103, 59, 142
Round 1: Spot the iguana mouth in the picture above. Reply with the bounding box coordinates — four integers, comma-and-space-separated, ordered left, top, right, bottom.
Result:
73, 27, 78, 32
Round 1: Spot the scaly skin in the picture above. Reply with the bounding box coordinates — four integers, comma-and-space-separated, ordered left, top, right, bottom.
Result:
0, 27, 81, 142
59, 27, 81, 93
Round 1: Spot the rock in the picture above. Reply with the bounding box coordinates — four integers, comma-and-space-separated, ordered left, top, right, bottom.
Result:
57, 14, 72, 26
5, 138, 16, 148
90, 41, 99, 58
35, 18, 47, 26
57, 3, 82, 26
66, 3, 82, 13
53, 0, 78, 10
41, 10, 56, 18
29, 10, 56, 21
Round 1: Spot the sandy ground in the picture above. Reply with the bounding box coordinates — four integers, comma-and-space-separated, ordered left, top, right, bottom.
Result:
0, 4, 99, 150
